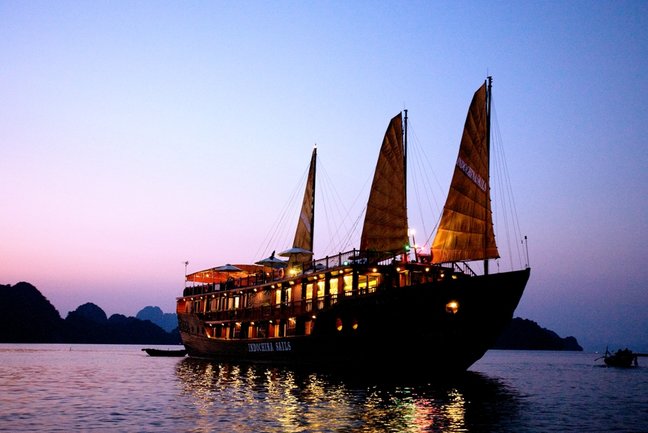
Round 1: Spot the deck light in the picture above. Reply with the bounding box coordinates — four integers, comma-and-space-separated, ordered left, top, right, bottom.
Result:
445, 301, 459, 314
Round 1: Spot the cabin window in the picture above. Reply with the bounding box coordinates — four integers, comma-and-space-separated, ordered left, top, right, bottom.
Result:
358, 275, 380, 294
257, 324, 267, 339
233, 296, 240, 309
275, 289, 282, 307
287, 317, 297, 336
269, 322, 280, 338
248, 323, 257, 338
399, 271, 409, 287
233, 322, 241, 338
284, 287, 292, 305
343, 275, 353, 296
279, 321, 286, 337
304, 319, 313, 336
316, 280, 325, 309
305, 284, 314, 312
358, 275, 367, 294
329, 279, 339, 305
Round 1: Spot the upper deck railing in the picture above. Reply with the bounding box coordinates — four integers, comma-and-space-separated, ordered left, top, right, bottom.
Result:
183, 248, 406, 296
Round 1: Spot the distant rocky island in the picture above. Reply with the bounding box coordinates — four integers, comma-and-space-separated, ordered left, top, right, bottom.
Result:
0, 282, 179, 344
494, 318, 582, 351
136, 306, 178, 333
0, 281, 582, 350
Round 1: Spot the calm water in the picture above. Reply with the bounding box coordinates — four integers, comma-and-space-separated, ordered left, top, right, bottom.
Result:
1, 345, 646, 432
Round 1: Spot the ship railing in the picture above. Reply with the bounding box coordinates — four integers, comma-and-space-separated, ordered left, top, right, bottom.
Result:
183, 256, 476, 301
282, 249, 404, 277
183, 249, 410, 297
183, 272, 285, 296
451, 262, 477, 276
307, 249, 404, 273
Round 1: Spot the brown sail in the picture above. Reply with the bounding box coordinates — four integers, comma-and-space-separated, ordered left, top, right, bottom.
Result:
360, 113, 408, 255
431, 82, 499, 263
284, 146, 317, 264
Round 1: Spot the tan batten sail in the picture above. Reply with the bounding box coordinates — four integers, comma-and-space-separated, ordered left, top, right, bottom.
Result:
286, 146, 317, 264
431, 83, 499, 263
360, 113, 409, 255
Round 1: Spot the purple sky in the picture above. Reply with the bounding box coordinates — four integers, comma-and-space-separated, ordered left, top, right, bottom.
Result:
1, 1, 646, 351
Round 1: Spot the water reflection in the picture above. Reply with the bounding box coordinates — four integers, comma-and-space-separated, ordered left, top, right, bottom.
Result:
175, 359, 523, 433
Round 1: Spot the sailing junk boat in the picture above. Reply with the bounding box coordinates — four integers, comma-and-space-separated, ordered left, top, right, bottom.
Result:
177, 78, 530, 375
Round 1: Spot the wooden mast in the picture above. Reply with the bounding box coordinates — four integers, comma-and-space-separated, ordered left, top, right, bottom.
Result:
404, 109, 409, 259
484, 76, 492, 275
310, 144, 317, 254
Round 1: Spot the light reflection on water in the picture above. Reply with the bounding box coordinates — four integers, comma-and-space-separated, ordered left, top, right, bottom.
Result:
3, 346, 645, 432
174, 358, 522, 433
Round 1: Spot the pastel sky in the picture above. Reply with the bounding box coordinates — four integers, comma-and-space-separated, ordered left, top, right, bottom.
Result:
1, 1, 646, 352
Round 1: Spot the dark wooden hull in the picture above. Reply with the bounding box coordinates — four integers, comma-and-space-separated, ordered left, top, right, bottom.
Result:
179, 268, 529, 375
142, 348, 187, 357
604, 352, 637, 368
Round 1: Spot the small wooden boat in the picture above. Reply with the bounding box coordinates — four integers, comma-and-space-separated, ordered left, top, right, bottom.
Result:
599, 348, 647, 368
142, 348, 187, 357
